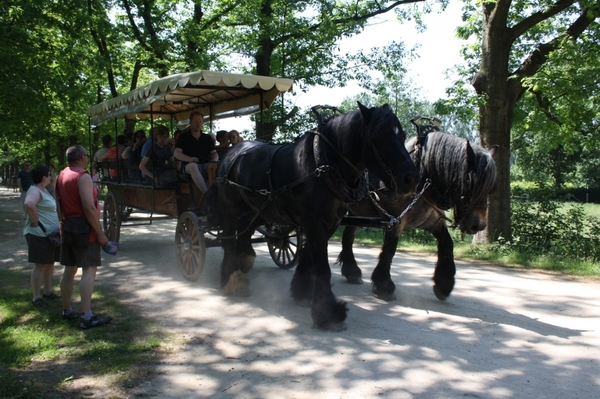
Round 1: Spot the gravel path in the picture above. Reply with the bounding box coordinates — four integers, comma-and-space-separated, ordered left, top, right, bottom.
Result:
1, 188, 599, 398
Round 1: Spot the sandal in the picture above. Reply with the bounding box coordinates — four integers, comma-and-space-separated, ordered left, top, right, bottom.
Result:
32, 298, 47, 307
43, 292, 61, 300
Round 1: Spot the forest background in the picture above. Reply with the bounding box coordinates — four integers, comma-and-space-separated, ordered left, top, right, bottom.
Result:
1, 0, 600, 249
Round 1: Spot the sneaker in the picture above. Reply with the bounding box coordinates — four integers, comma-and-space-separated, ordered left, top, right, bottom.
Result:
32, 298, 47, 307
80, 315, 113, 330
61, 310, 82, 321
43, 291, 61, 300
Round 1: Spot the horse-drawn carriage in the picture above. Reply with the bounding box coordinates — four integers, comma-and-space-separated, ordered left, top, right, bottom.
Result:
89, 70, 497, 331
88, 70, 301, 280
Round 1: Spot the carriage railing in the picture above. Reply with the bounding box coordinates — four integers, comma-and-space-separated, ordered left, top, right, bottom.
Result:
95, 159, 178, 185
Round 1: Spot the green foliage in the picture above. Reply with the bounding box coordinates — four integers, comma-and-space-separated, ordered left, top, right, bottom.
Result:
2, 0, 425, 157
506, 195, 600, 262
332, 186, 600, 276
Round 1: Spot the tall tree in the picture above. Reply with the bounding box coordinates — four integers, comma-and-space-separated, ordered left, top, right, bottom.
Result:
512, 22, 600, 188
201, 0, 424, 141
1, 0, 99, 164
455, 0, 600, 241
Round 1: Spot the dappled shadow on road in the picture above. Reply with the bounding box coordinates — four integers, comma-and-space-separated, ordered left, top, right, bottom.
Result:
100, 217, 599, 398
2, 187, 599, 399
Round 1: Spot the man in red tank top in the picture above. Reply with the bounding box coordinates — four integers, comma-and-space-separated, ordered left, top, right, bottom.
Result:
55, 144, 112, 329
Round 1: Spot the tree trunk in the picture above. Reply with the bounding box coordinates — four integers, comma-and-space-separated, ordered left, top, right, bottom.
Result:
472, 1, 598, 243
472, 2, 516, 242
477, 99, 514, 242
254, 0, 277, 142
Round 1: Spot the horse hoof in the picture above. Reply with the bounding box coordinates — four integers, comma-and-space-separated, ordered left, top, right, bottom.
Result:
433, 285, 448, 301
313, 321, 347, 332
345, 275, 364, 285
373, 290, 396, 301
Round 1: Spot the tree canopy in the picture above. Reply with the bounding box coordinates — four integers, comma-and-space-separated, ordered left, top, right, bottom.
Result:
437, 0, 600, 241
1, 0, 424, 168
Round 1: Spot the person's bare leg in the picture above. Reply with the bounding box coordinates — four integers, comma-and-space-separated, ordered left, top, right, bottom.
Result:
79, 266, 97, 313
185, 163, 208, 192
42, 263, 55, 295
61, 266, 78, 310
31, 263, 45, 300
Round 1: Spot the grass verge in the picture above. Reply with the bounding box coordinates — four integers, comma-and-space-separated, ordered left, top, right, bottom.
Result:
331, 226, 600, 278
0, 267, 172, 399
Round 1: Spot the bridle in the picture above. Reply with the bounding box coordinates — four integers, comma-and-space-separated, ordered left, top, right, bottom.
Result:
311, 105, 401, 202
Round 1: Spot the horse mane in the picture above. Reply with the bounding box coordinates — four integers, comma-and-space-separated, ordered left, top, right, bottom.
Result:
364, 104, 403, 139
416, 132, 496, 214
322, 104, 406, 141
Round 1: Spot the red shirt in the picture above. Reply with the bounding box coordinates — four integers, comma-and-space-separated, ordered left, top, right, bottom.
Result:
107, 145, 125, 178
56, 167, 99, 242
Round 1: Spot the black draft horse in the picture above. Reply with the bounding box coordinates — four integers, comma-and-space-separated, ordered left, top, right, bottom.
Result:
337, 124, 497, 301
205, 103, 419, 331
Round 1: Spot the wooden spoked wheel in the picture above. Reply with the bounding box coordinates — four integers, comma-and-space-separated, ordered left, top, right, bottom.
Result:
103, 191, 121, 243
266, 225, 303, 270
175, 211, 206, 281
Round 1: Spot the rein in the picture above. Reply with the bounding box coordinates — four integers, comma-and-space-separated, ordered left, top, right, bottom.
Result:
369, 178, 432, 230
213, 166, 330, 240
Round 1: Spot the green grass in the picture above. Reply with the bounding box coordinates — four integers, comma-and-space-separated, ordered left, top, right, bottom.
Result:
577, 202, 600, 220
453, 239, 600, 277
332, 225, 600, 278
0, 267, 171, 398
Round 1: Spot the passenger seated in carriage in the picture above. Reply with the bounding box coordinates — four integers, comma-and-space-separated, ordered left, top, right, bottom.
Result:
173, 111, 217, 195
215, 130, 230, 160
106, 134, 126, 181
92, 135, 112, 181
228, 129, 243, 145
122, 129, 146, 182
138, 126, 177, 185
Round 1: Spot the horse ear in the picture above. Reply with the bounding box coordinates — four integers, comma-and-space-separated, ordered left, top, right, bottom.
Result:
466, 140, 477, 170
357, 102, 372, 124
488, 145, 499, 158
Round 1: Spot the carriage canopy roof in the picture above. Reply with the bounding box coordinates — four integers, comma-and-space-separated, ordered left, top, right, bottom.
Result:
86, 70, 294, 126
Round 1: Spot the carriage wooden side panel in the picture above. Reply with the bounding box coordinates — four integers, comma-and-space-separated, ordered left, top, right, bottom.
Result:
102, 182, 190, 219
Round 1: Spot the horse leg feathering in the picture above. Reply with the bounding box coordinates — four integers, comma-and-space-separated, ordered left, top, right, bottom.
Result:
222, 270, 251, 297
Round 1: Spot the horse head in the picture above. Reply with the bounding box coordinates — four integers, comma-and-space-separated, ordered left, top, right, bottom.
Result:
454, 141, 498, 234
357, 102, 419, 195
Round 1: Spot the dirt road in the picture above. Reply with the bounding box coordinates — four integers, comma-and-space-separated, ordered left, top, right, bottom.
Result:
1, 188, 599, 398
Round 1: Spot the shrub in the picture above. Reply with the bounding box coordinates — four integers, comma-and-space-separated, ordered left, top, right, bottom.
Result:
508, 195, 600, 262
